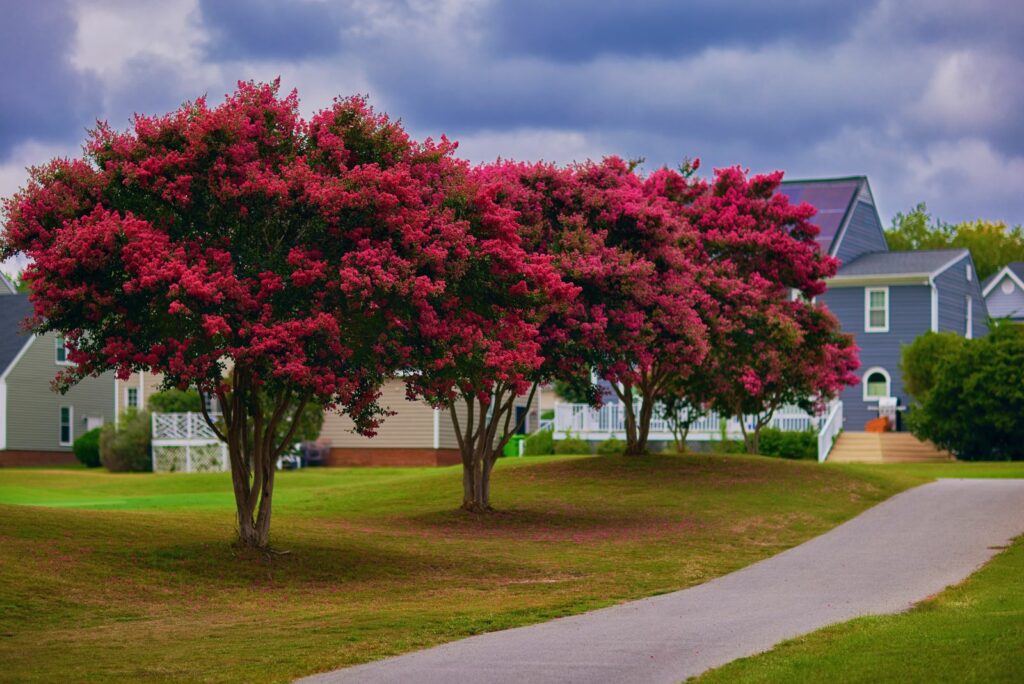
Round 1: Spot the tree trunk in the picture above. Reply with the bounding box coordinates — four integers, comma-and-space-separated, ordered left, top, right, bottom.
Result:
201, 370, 310, 550
449, 384, 535, 513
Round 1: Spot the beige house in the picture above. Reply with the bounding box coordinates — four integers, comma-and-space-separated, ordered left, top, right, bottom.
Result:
0, 293, 117, 466
321, 379, 541, 466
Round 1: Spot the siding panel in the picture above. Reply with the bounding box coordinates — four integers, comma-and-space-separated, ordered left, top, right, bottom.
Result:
833, 200, 888, 265
820, 284, 931, 430
934, 254, 989, 338
5, 333, 116, 451
983, 274, 1024, 320
320, 380, 435, 448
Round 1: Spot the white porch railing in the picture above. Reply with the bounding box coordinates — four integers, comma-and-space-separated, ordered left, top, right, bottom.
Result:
816, 400, 843, 462
552, 400, 843, 461
151, 412, 228, 473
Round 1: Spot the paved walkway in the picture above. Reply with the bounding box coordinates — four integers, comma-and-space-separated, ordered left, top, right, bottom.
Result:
299, 479, 1024, 684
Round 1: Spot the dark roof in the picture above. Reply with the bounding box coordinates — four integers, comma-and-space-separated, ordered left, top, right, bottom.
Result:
834, 249, 967, 278
777, 177, 864, 254
0, 295, 34, 375
982, 261, 1024, 291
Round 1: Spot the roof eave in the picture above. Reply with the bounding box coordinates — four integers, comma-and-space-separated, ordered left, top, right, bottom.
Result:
826, 273, 932, 287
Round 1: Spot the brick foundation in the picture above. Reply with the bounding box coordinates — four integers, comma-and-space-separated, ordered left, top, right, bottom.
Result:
0, 450, 78, 467
326, 448, 462, 467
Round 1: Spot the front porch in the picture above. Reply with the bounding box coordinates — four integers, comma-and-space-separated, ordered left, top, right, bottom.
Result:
552, 400, 844, 461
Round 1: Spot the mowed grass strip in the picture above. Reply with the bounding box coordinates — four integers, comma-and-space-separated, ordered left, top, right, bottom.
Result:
695, 533, 1024, 683
0, 454, 914, 683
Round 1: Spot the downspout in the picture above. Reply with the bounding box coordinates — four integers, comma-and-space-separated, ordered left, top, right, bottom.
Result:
929, 278, 938, 332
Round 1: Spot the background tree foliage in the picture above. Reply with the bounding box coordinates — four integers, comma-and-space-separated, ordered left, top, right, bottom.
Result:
887, 203, 1024, 280
899, 331, 966, 400
906, 321, 1024, 460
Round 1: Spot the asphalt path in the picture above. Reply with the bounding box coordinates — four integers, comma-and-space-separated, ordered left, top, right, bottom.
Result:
299, 478, 1024, 684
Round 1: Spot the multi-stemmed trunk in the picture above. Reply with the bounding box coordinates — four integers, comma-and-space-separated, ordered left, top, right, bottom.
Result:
739, 406, 778, 455
200, 368, 310, 549
450, 383, 537, 512
613, 367, 671, 456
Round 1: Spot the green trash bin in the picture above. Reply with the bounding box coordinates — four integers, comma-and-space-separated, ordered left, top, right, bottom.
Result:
503, 435, 525, 457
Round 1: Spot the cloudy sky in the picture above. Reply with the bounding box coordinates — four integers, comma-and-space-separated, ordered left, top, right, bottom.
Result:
2, 0, 1022, 275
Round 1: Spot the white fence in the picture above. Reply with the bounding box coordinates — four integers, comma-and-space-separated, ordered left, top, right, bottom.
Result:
552, 400, 843, 461
151, 412, 228, 473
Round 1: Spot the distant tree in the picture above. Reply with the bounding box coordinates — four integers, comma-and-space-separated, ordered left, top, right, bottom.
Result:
908, 322, 1024, 460
553, 378, 596, 405
887, 203, 1024, 280
899, 332, 966, 401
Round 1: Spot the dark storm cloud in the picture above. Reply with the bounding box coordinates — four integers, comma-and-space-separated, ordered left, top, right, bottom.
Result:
0, 1, 100, 155
483, 0, 867, 62
199, 0, 345, 60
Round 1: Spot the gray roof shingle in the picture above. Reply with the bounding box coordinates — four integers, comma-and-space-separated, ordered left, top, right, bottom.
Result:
834, 249, 968, 278
0, 295, 35, 375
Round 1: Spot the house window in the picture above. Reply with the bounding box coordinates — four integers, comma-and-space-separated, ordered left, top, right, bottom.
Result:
966, 264, 973, 281
127, 388, 139, 409
862, 368, 891, 401
55, 336, 72, 365
865, 287, 889, 332
59, 406, 73, 446
1002, 278, 1016, 295
966, 296, 973, 339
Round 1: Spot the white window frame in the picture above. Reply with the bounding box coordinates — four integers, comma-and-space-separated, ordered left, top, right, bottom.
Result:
59, 406, 74, 446
864, 287, 890, 333
966, 264, 973, 282
55, 336, 73, 366
862, 367, 892, 402
966, 295, 973, 339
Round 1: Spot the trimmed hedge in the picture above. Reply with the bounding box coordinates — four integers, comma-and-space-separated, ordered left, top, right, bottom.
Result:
758, 428, 817, 460
554, 435, 590, 455
72, 427, 102, 468
522, 429, 554, 456
596, 438, 625, 456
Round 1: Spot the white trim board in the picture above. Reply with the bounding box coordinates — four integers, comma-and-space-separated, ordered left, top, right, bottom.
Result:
982, 266, 1024, 297
0, 334, 36, 381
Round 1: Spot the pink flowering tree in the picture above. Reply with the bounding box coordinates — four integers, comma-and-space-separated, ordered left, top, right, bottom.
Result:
653, 164, 859, 453
1, 81, 467, 548
403, 161, 582, 512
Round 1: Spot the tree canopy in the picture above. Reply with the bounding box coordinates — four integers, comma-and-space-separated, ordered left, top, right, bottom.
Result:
886, 203, 1024, 280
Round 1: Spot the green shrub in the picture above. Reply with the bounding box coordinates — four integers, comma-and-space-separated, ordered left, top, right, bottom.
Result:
908, 321, 1024, 460
712, 439, 746, 454
100, 410, 152, 472
758, 428, 817, 460
900, 331, 966, 401
554, 434, 590, 455
148, 388, 203, 413
522, 428, 554, 456
72, 427, 102, 468
540, 409, 554, 420
596, 437, 625, 456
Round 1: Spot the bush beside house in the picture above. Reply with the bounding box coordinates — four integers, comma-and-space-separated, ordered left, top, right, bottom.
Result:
72, 428, 102, 468
100, 410, 152, 472
904, 321, 1024, 460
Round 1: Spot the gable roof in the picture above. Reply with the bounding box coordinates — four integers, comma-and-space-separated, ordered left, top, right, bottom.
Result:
0, 295, 35, 377
0, 271, 16, 295
777, 176, 866, 255
982, 262, 1024, 296
827, 249, 969, 285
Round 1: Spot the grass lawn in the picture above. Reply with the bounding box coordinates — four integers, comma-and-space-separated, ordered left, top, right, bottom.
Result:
0, 454, 1017, 683
695, 533, 1024, 683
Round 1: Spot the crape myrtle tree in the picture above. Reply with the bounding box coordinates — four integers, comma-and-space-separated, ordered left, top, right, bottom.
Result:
563, 158, 710, 455
1, 81, 469, 548
402, 161, 580, 512
652, 165, 859, 453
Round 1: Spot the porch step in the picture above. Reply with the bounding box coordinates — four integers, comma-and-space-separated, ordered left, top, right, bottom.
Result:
827, 432, 953, 463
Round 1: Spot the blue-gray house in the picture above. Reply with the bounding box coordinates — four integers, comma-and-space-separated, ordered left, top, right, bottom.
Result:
981, 262, 1024, 322
778, 177, 988, 432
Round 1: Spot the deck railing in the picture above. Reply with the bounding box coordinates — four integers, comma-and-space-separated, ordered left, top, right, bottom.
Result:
151, 412, 227, 473
552, 400, 843, 460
